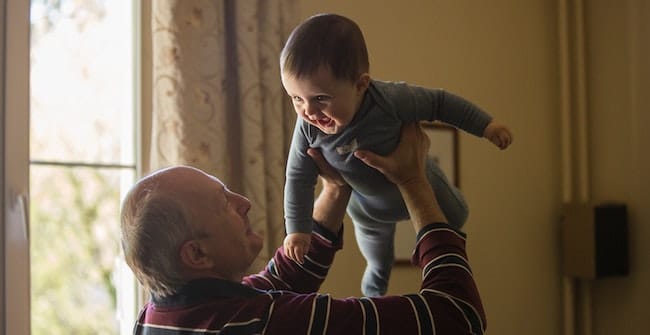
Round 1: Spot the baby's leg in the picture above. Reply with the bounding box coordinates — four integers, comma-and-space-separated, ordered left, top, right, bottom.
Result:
425, 157, 469, 229
347, 194, 396, 297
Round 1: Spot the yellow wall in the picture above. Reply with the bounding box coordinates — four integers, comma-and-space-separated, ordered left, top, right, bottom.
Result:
299, 1, 649, 334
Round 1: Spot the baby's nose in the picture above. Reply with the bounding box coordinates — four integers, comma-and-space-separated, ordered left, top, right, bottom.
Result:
304, 105, 319, 119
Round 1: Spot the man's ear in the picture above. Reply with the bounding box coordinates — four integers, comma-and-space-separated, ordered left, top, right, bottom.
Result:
355, 73, 370, 94
180, 240, 213, 270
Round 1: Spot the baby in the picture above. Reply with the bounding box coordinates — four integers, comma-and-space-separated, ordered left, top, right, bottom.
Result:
281, 13, 512, 296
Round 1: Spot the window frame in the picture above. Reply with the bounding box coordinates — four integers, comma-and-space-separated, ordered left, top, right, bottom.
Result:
2, 0, 31, 333
2, 0, 145, 333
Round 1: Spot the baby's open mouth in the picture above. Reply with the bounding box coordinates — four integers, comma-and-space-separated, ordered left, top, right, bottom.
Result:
317, 117, 332, 128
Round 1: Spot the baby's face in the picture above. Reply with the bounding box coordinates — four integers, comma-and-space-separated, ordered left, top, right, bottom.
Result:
281, 66, 368, 134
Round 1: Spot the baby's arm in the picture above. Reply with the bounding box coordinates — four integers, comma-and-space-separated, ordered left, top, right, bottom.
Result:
284, 122, 320, 262
285, 148, 351, 264
402, 84, 513, 149
483, 121, 513, 150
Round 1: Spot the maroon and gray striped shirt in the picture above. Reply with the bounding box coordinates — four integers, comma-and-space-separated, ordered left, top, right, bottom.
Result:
134, 222, 486, 334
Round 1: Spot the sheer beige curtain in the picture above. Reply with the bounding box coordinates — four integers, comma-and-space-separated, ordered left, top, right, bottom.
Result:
147, 0, 298, 270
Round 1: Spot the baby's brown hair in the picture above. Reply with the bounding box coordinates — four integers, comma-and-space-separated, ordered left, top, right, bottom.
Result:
280, 13, 369, 82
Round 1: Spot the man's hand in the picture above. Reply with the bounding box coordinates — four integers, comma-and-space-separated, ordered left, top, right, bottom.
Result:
483, 121, 513, 150
353, 123, 430, 187
307, 148, 349, 190
307, 148, 351, 235
354, 123, 447, 231
283, 232, 311, 264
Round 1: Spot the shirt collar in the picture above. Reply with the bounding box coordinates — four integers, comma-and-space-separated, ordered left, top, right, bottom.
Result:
151, 277, 264, 307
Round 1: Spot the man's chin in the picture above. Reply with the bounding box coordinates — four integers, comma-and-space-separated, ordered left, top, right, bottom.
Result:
249, 231, 264, 249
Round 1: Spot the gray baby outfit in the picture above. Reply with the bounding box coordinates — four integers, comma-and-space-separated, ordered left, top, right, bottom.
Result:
284, 79, 492, 296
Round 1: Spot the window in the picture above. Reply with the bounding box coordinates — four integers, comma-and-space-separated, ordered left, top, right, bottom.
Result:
29, 0, 139, 333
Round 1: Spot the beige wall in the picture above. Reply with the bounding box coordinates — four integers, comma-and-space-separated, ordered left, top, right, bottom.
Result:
299, 1, 649, 334
586, 0, 650, 334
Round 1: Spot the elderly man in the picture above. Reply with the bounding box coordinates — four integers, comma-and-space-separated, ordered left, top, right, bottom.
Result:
120, 123, 486, 334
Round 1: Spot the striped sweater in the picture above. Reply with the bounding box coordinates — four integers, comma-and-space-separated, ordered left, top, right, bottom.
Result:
134, 223, 486, 334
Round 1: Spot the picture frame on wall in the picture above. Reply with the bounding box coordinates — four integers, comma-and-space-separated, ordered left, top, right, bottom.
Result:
394, 122, 459, 264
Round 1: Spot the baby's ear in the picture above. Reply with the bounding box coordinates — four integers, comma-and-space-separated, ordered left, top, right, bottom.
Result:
356, 73, 371, 93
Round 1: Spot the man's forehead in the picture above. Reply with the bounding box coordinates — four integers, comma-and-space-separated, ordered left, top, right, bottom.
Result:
205, 173, 223, 185
140, 166, 223, 193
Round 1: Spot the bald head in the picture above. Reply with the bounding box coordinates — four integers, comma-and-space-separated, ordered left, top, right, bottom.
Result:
120, 165, 262, 297
127, 166, 205, 206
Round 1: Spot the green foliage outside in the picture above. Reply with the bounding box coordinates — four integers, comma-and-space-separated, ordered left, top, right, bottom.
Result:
30, 167, 121, 334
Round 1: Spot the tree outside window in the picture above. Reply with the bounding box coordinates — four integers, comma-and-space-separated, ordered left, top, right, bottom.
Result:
30, 0, 137, 333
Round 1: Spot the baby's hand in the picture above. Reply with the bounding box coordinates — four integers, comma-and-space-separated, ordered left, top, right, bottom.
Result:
283, 233, 311, 264
483, 121, 513, 150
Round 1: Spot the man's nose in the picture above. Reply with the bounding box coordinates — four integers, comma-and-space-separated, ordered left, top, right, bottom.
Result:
241, 198, 251, 215
235, 193, 251, 214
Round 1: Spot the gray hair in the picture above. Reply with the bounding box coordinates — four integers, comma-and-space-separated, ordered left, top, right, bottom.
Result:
120, 181, 194, 298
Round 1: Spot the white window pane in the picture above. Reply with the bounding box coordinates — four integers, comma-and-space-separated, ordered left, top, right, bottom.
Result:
30, 0, 135, 165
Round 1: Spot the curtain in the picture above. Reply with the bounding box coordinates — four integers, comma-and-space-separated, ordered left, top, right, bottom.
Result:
150, 0, 298, 271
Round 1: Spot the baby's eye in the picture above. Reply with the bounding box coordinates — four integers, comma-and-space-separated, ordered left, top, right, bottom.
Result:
292, 96, 303, 103
315, 95, 329, 102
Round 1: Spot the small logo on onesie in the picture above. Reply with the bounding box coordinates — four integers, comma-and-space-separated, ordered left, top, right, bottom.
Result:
335, 138, 359, 155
